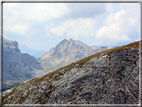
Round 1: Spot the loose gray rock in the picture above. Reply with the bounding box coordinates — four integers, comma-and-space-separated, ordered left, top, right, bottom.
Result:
2, 40, 140, 104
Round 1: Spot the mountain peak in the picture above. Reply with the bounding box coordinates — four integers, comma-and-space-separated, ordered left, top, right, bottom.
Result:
57, 39, 69, 45
62, 39, 68, 42
69, 38, 74, 43
57, 39, 69, 46
3, 38, 20, 53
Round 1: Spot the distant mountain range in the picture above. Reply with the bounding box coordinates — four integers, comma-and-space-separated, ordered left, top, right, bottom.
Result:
18, 44, 46, 58
40, 38, 114, 73
2, 37, 114, 91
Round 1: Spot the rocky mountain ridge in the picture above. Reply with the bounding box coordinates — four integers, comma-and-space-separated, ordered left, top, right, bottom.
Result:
2, 37, 114, 91
2, 37, 46, 91
2, 40, 140, 104
40, 38, 113, 73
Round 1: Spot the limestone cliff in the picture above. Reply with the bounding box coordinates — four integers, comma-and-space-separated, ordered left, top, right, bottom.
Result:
40, 38, 111, 73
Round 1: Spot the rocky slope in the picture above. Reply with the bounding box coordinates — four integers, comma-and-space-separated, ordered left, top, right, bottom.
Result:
2, 40, 140, 104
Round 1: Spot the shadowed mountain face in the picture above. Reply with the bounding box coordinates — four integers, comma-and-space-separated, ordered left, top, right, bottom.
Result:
3, 37, 43, 81
2, 41, 140, 104
40, 38, 100, 72
2, 37, 46, 91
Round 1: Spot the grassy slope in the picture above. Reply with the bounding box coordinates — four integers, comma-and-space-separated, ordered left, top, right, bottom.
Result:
3, 40, 140, 101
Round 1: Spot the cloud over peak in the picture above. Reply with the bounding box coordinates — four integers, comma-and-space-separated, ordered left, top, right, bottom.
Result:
3, 3, 140, 51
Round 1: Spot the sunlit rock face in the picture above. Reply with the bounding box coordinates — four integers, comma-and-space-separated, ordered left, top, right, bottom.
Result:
3, 41, 139, 104
40, 38, 102, 73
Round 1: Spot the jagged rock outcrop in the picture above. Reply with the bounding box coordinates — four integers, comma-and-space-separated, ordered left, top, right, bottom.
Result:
3, 38, 20, 54
2, 40, 140, 104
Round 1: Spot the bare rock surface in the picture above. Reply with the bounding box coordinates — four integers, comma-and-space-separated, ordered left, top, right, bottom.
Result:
40, 38, 112, 73
2, 41, 140, 104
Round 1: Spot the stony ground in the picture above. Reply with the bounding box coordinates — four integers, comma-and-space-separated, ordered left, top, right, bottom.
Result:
2, 41, 140, 105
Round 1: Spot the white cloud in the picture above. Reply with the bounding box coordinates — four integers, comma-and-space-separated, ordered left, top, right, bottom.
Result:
21, 3, 70, 22
4, 23, 29, 35
128, 18, 137, 26
95, 8, 139, 41
66, 3, 106, 18
51, 26, 66, 37
2, 3, 140, 51
51, 18, 95, 39
3, 3, 71, 36
96, 25, 130, 41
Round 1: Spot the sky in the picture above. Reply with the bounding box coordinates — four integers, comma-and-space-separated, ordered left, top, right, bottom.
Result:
3, 2, 140, 53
